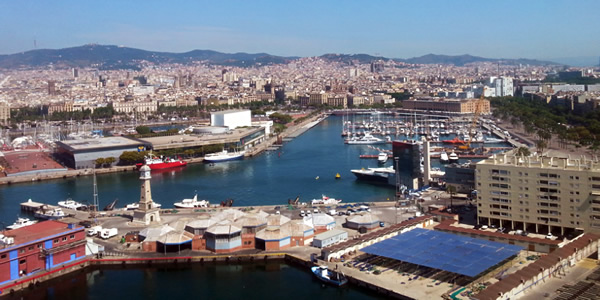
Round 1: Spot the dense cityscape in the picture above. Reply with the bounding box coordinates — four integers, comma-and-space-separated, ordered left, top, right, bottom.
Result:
1, 1, 600, 300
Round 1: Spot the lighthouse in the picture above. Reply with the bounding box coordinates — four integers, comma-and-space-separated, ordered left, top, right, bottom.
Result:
132, 164, 161, 225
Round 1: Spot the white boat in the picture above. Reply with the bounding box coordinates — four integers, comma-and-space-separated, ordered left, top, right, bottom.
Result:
345, 133, 387, 145
204, 150, 245, 163
6, 217, 37, 230
174, 194, 210, 208
311, 195, 342, 205
448, 151, 459, 164
377, 152, 388, 164
34, 207, 67, 220
58, 198, 87, 210
125, 202, 162, 210
440, 151, 449, 163
351, 166, 395, 183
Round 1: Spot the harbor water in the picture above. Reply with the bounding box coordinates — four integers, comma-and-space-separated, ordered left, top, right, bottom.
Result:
4, 262, 386, 300
0, 115, 400, 223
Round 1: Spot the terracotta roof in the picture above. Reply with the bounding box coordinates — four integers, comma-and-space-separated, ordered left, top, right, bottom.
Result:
474, 233, 600, 300
2, 220, 81, 247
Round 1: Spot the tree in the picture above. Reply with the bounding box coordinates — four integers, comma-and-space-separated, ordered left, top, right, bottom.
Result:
94, 158, 106, 168
104, 157, 116, 167
135, 126, 152, 135
516, 147, 531, 157
536, 140, 547, 156
269, 113, 293, 124
446, 185, 457, 211
119, 151, 147, 165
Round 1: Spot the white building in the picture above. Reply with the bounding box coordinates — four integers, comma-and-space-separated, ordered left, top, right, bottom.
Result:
211, 110, 252, 130
488, 76, 514, 97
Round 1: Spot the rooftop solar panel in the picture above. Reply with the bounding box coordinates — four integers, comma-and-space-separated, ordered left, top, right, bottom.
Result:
361, 228, 523, 277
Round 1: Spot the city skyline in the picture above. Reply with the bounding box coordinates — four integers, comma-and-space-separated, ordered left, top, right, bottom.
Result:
1, 1, 599, 65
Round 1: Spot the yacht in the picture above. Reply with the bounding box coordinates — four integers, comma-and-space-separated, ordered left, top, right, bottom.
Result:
351, 166, 395, 183
345, 133, 387, 145
204, 150, 245, 163
174, 194, 209, 208
440, 151, 449, 164
58, 198, 88, 211
377, 152, 388, 164
6, 217, 37, 230
448, 151, 459, 164
34, 207, 67, 220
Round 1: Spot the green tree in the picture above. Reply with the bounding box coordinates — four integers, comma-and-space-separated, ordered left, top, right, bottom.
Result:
135, 126, 152, 135
104, 157, 116, 167
516, 147, 531, 157
119, 151, 147, 165
94, 158, 106, 168
446, 185, 457, 211
536, 140, 547, 155
269, 113, 293, 124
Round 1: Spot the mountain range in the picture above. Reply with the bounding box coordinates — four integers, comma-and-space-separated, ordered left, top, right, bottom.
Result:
0, 44, 560, 70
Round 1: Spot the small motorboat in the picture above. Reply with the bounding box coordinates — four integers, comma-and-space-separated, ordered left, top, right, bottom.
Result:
6, 217, 37, 230
311, 195, 342, 206
335, 173, 341, 179
34, 207, 67, 220
377, 152, 388, 164
58, 198, 87, 210
440, 151, 449, 164
125, 202, 162, 210
311, 266, 348, 286
174, 194, 209, 208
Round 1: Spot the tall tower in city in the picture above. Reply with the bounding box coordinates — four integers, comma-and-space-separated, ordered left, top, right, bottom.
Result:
47, 80, 56, 95
132, 165, 161, 225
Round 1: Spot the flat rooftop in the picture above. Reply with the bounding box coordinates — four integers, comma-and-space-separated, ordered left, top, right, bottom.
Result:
362, 228, 523, 277
210, 109, 250, 116
56, 136, 143, 152
1, 151, 68, 176
139, 127, 263, 150
2, 220, 82, 247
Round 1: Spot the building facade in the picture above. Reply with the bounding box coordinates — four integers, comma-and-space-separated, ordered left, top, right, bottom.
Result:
0, 221, 86, 285
402, 98, 490, 114
476, 153, 600, 235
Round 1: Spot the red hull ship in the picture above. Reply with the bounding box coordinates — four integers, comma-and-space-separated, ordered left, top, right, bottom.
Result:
136, 155, 187, 170
442, 137, 466, 144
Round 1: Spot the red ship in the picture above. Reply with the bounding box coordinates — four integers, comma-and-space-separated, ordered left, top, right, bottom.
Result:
136, 154, 187, 170
442, 137, 466, 144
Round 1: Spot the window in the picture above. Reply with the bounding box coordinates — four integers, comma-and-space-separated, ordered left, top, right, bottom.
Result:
62, 237, 67, 241
1, 254, 6, 259
28, 246, 33, 251
54, 239, 59, 243
70, 234, 75, 239
20, 259, 26, 264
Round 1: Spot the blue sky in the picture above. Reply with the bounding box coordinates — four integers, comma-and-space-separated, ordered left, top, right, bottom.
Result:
1, 0, 599, 61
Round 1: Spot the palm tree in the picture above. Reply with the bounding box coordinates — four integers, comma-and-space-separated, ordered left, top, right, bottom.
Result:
536, 140, 547, 156
446, 185, 457, 211
516, 147, 531, 157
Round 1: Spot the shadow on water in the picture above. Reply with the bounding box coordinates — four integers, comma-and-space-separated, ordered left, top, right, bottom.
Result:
4, 262, 386, 300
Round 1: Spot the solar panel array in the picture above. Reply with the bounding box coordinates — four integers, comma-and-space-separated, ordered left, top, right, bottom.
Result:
361, 228, 523, 277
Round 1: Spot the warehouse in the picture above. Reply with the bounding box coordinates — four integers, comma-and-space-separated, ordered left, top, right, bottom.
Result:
55, 136, 147, 169
313, 229, 348, 248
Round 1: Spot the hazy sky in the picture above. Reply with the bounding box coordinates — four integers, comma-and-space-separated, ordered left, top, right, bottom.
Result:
1, 0, 599, 60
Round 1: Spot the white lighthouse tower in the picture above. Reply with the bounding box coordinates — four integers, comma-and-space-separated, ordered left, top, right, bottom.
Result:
132, 164, 161, 225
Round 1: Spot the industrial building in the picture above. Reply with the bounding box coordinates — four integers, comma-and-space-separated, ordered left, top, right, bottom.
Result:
345, 213, 381, 232
0, 221, 86, 285
54, 136, 147, 169
313, 229, 348, 248
476, 153, 600, 235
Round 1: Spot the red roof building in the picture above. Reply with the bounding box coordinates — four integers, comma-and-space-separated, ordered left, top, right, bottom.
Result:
0, 220, 86, 284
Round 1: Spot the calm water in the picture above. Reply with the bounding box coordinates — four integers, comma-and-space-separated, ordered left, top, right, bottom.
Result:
5, 262, 386, 300
0, 116, 400, 223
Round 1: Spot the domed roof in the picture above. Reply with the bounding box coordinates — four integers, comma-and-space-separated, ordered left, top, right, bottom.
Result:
139, 164, 151, 172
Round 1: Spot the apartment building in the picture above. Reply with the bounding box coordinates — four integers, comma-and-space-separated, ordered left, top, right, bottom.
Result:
402, 98, 490, 114
476, 153, 600, 236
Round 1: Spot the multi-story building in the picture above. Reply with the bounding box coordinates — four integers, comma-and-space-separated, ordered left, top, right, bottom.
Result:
476, 153, 600, 236
112, 100, 157, 114
0, 221, 86, 285
0, 101, 10, 124
402, 98, 490, 114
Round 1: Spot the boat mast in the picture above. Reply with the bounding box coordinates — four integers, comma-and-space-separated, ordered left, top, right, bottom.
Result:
92, 168, 99, 220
